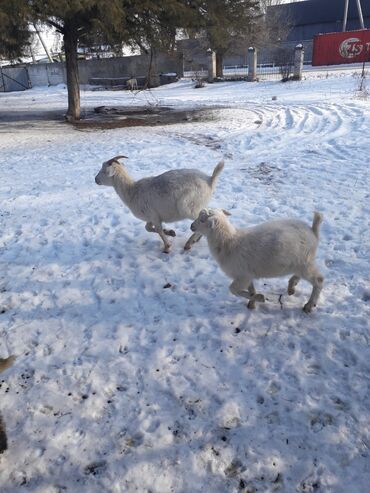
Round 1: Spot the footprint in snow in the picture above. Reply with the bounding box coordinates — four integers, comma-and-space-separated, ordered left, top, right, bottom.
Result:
362, 290, 370, 302
330, 346, 357, 368
84, 460, 107, 476
310, 412, 334, 432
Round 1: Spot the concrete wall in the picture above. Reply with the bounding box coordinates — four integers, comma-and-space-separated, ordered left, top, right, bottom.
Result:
28, 62, 66, 87
79, 52, 183, 84
27, 52, 183, 88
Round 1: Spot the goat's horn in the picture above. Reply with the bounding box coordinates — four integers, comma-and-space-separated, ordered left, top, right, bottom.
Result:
107, 155, 128, 164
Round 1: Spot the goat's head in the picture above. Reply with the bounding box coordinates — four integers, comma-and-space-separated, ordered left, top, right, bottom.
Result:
190, 208, 231, 234
95, 155, 128, 186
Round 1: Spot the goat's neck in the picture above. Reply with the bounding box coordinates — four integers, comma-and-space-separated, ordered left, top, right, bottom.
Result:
207, 220, 237, 254
113, 167, 135, 204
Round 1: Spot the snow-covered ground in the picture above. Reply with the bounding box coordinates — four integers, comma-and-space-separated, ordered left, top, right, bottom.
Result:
0, 72, 369, 493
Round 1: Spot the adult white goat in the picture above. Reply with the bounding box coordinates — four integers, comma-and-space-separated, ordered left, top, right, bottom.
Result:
191, 209, 324, 312
95, 156, 225, 252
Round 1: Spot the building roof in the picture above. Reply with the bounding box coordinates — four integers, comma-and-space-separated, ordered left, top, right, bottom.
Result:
268, 0, 370, 27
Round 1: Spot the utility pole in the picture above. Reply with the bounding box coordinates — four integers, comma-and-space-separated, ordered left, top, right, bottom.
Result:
33, 24, 53, 62
29, 44, 36, 63
343, 0, 365, 31
342, 0, 349, 31
355, 0, 365, 29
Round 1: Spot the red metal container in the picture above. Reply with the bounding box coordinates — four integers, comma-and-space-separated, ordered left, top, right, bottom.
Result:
312, 29, 370, 66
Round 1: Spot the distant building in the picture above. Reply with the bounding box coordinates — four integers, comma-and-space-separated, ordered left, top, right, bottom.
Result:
268, 0, 370, 42
178, 1, 370, 71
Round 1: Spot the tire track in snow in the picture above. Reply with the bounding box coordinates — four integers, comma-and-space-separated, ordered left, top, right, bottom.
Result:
166, 102, 366, 166
224, 102, 364, 163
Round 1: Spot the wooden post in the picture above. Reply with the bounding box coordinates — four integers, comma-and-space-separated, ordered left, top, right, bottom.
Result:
247, 47, 257, 82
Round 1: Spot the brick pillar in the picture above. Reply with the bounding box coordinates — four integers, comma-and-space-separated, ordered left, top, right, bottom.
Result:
247, 47, 257, 82
293, 44, 304, 81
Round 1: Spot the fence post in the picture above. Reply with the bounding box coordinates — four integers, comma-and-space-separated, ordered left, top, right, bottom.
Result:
247, 47, 257, 82
293, 44, 304, 81
207, 49, 216, 82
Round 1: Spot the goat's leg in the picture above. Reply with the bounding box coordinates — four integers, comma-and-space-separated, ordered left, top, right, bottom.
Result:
184, 232, 202, 250
153, 223, 171, 253
146, 222, 175, 237
301, 266, 324, 313
145, 222, 156, 233
288, 275, 300, 295
229, 279, 265, 309
246, 282, 265, 309
0, 414, 7, 453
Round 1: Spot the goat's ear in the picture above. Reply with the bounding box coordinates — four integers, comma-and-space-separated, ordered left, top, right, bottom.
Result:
106, 162, 118, 177
222, 209, 231, 216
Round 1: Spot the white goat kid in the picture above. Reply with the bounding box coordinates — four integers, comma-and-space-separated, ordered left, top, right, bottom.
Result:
191, 209, 324, 313
126, 78, 138, 91
95, 156, 224, 253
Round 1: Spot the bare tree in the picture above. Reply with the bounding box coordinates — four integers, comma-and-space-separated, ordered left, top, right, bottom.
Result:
254, 0, 292, 51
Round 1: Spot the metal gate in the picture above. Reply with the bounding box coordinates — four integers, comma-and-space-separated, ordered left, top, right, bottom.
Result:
0, 66, 30, 92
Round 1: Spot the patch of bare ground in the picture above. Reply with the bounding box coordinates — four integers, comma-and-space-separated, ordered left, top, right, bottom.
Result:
72, 106, 216, 130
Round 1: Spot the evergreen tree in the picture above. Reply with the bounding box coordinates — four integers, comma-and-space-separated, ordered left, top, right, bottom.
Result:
1, 1, 261, 120
28, 0, 202, 121
198, 0, 261, 77
0, 0, 30, 61
30, 0, 130, 121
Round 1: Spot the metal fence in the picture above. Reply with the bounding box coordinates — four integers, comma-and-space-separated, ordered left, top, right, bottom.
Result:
183, 69, 208, 79
223, 64, 284, 80
184, 64, 285, 81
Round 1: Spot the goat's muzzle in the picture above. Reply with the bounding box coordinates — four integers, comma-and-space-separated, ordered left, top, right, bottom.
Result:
95, 176, 101, 185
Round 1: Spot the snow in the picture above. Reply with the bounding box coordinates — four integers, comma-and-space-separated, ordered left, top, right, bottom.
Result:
0, 72, 369, 493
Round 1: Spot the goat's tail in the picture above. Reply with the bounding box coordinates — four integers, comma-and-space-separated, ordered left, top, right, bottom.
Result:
312, 211, 323, 239
0, 355, 16, 374
211, 160, 225, 186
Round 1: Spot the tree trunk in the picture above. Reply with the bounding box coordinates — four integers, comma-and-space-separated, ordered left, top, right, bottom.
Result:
64, 28, 80, 121
216, 51, 224, 78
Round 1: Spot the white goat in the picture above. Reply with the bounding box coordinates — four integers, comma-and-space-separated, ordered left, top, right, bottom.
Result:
0, 355, 16, 453
191, 209, 324, 312
126, 78, 138, 91
95, 156, 225, 252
